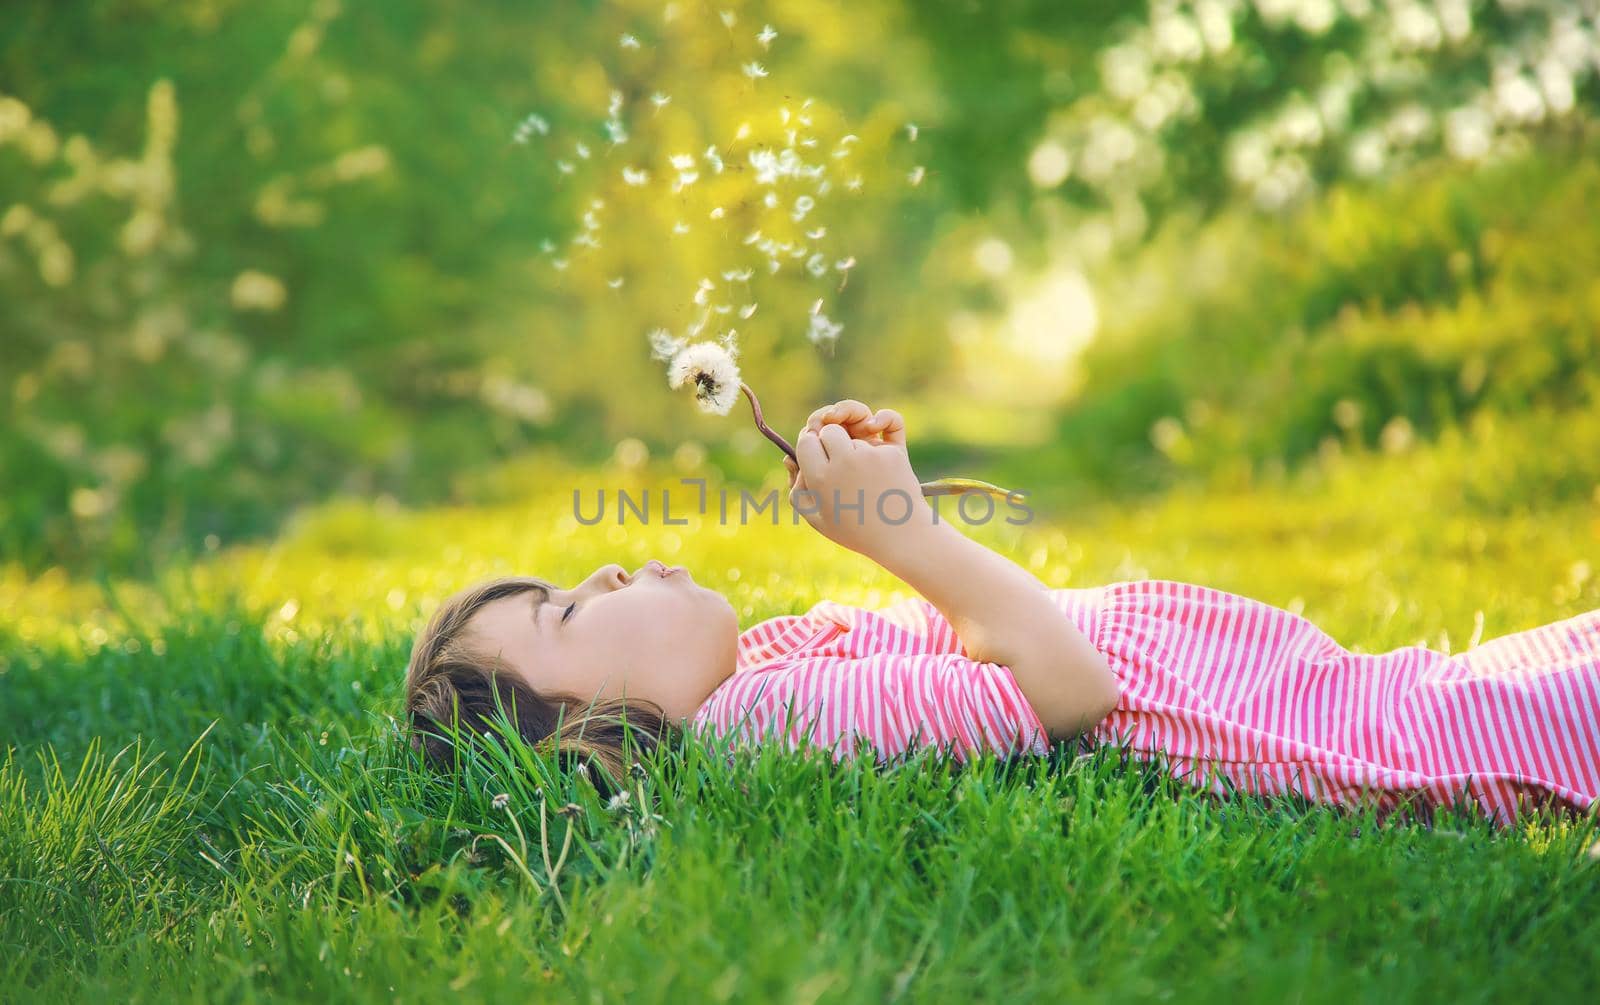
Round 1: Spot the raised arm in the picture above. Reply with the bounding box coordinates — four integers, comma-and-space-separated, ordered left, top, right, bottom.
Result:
784, 400, 1120, 742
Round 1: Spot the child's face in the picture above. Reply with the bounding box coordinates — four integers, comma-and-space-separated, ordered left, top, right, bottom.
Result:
465, 560, 739, 723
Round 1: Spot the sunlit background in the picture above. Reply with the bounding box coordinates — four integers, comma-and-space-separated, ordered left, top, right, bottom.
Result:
3, 0, 1598, 630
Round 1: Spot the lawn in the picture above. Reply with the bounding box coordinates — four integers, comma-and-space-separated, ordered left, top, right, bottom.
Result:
4, 403, 1598, 1003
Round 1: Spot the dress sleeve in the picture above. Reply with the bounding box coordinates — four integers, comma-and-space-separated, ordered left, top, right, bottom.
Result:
694, 651, 1052, 764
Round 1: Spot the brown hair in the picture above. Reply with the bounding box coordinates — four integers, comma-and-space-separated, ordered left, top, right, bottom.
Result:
404, 575, 678, 788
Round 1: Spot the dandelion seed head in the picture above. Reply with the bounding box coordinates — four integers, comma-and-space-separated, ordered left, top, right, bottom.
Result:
491, 793, 510, 810
665, 341, 742, 415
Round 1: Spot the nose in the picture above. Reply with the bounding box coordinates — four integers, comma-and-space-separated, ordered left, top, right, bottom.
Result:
592, 563, 630, 590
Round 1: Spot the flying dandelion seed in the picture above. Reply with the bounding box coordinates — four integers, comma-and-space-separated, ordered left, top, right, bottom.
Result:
735, 122, 752, 140
665, 341, 742, 414
513, 113, 550, 143
758, 24, 777, 48
552, 258, 569, 270
604, 119, 629, 145
722, 268, 753, 282
623, 166, 650, 185
609, 276, 625, 288
539, 239, 555, 254
575, 141, 591, 159
673, 221, 690, 234
709, 206, 725, 219
619, 33, 641, 49
846, 175, 864, 192
806, 226, 827, 239
743, 61, 769, 79
714, 303, 733, 315
556, 160, 575, 174
650, 91, 672, 109
720, 9, 737, 29
908, 165, 926, 186
608, 90, 624, 117
703, 145, 724, 173
492, 793, 511, 810
763, 191, 779, 208
906, 122, 919, 141
739, 303, 758, 318
805, 253, 828, 277
648, 327, 685, 360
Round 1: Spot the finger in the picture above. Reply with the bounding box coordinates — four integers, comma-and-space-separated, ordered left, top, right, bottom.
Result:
807, 399, 871, 432
817, 422, 853, 459
871, 408, 905, 446
796, 427, 827, 476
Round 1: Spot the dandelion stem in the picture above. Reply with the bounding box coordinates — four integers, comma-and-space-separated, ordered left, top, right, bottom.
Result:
740, 383, 1020, 500
740, 382, 798, 464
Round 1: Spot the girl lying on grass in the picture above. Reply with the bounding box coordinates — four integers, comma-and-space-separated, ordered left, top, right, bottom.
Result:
405, 400, 1600, 828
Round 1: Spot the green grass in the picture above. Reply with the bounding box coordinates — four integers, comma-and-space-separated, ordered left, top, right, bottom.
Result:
4, 402, 1599, 1003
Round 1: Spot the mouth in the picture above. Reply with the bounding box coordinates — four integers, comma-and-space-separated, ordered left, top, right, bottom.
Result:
647, 558, 686, 578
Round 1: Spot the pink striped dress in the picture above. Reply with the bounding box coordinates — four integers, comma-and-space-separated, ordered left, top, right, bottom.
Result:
689, 579, 1600, 827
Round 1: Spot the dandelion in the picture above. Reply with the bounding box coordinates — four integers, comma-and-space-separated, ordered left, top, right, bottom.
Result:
742, 61, 769, 79
622, 166, 649, 185
650, 91, 672, 109
906, 121, 919, 141
606, 790, 632, 812
491, 793, 510, 810
758, 24, 777, 48
665, 341, 743, 415
619, 32, 641, 49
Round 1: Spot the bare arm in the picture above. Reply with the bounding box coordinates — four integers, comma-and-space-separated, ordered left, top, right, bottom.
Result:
785, 400, 1119, 742
871, 516, 1118, 741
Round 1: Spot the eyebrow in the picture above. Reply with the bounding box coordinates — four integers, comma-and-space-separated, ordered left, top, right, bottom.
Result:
528, 585, 553, 635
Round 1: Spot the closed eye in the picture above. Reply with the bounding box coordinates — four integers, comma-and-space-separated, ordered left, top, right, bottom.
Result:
561, 601, 576, 624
